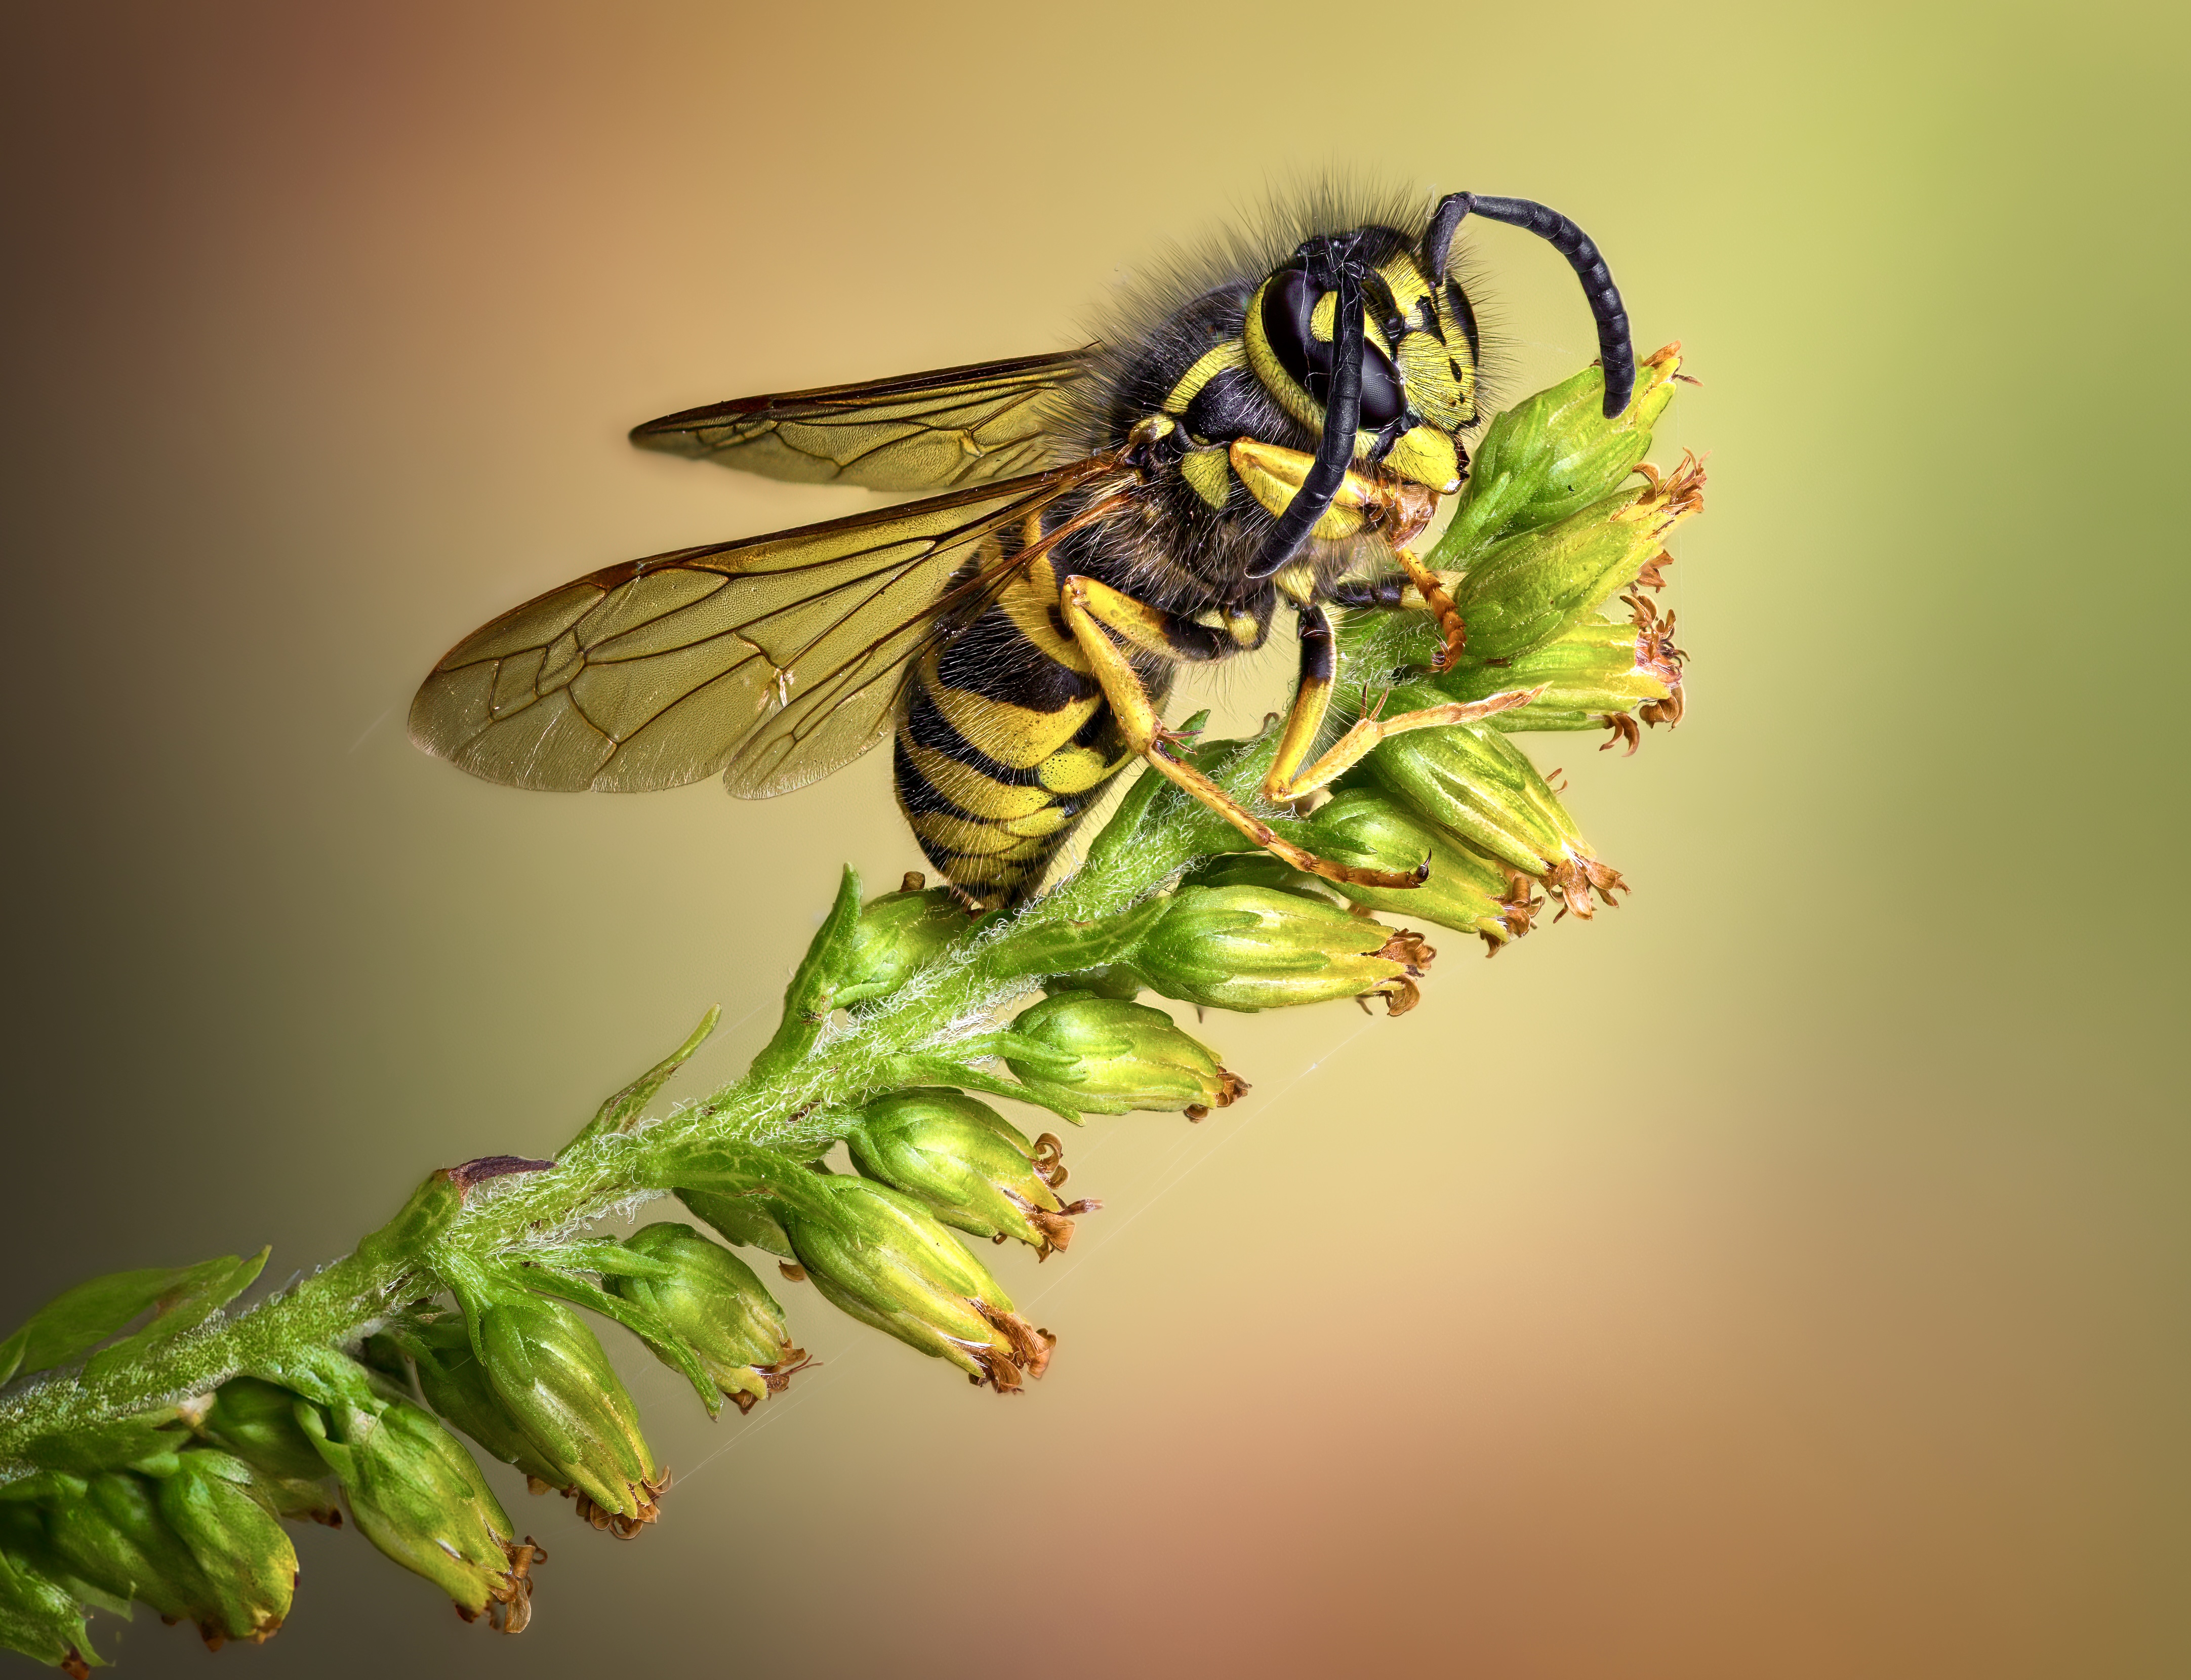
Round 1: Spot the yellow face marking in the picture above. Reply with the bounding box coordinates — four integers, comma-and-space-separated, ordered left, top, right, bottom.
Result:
1307, 288, 1390, 355
1230, 437, 1405, 537
1378, 257, 1434, 321
1395, 330, 1466, 431
1379, 425, 1461, 494
1309, 290, 1334, 343
1430, 286, 1479, 415
1161, 339, 1247, 417
1244, 278, 1315, 431
1179, 445, 1231, 509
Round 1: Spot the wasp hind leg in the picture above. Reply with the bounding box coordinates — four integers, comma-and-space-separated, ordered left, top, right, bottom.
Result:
1058, 576, 1425, 892
1259, 603, 1544, 804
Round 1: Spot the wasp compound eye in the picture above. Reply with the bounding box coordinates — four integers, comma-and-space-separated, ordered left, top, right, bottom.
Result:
1260, 269, 1405, 428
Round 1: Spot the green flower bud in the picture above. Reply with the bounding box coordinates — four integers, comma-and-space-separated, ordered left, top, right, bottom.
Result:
777, 1175, 1054, 1392
40, 1471, 215, 1632
1436, 595, 1686, 750
1439, 454, 1703, 664
1432, 341, 1688, 560
153, 1450, 296, 1646
1356, 718, 1624, 919
297, 1389, 542, 1631
1004, 994, 1246, 1118
407, 1310, 570, 1495
1303, 789, 1539, 953
847, 1089, 1098, 1258
469, 1297, 666, 1539
834, 875, 975, 1007
1129, 885, 1433, 1015
0, 1543, 99, 1676
603, 1223, 807, 1414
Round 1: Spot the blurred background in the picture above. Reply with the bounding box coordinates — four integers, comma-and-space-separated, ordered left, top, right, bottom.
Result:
2, 2, 2183, 1675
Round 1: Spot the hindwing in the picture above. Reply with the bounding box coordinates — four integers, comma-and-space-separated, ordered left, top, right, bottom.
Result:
410, 459, 1136, 800
629, 347, 1099, 491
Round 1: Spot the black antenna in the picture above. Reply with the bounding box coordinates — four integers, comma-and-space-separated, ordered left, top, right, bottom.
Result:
1423, 192, 1635, 418
1246, 256, 1365, 581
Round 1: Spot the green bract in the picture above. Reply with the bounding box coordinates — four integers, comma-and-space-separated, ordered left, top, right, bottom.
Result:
406, 1311, 568, 1491
195, 1380, 327, 1485
1354, 717, 1626, 919
1300, 790, 1535, 952
835, 880, 976, 1007
1434, 602, 1685, 744
0, 1543, 99, 1674
38, 1472, 213, 1631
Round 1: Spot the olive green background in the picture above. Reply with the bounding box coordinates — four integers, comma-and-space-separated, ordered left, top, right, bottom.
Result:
2, 2, 2183, 1675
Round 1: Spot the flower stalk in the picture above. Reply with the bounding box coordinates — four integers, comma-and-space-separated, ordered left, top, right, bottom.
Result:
0, 353, 1702, 1668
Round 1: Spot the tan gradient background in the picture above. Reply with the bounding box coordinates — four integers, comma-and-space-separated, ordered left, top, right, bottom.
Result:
2, 3, 2184, 1675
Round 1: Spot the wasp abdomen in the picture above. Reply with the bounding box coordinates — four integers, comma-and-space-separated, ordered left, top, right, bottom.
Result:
894, 552, 1138, 904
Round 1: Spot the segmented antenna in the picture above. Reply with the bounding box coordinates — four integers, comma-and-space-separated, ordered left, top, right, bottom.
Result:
1422, 193, 1636, 418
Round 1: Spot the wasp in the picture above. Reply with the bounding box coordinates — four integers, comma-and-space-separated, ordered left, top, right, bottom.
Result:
410, 190, 1634, 905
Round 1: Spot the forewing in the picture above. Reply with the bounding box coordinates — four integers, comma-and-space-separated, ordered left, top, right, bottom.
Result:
629, 347, 1098, 491
410, 461, 1132, 799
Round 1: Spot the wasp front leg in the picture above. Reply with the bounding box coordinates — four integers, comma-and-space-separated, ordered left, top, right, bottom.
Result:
1390, 547, 1468, 672
1261, 604, 1544, 803
1057, 576, 1426, 892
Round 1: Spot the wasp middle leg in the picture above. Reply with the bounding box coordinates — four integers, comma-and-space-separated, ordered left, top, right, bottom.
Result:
1260, 603, 1543, 803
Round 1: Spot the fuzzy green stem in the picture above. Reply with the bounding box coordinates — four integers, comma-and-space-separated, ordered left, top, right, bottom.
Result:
0, 735, 1275, 1478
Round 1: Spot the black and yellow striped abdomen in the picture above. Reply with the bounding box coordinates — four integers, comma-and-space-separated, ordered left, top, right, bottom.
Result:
892, 550, 1143, 903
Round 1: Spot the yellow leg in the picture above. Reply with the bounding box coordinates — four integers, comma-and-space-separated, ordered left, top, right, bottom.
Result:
1256, 604, 1543, 804
1059, 576, 1428, 892
1264, 684, 1546, 801
1261, 604, 1340, 797
1392, 546, 1468, 672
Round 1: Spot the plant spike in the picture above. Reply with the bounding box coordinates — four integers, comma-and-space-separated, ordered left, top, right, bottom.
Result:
0, 355, 1701, 1668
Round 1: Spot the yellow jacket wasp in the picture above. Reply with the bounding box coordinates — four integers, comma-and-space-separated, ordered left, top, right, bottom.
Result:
410, 191, 1635, 905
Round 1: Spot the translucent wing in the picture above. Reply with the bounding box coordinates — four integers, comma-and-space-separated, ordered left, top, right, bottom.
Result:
629, 347, 1099, 491
410, 459, 1135, 799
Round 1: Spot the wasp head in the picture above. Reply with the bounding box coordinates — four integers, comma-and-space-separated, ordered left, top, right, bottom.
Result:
1241, 225, 1480, 499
